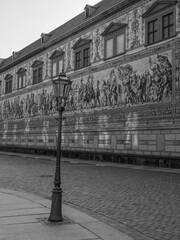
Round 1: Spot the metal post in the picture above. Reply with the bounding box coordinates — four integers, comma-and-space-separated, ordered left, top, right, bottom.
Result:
49, 104, 64, 222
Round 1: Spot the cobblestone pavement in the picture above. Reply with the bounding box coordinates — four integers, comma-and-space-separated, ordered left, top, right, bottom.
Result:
0, 154, 180, 240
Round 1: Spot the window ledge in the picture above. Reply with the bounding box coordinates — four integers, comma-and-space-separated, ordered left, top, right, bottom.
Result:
74, 64, 91, 71
104, 51, 126, 61
144, 34, 177, 47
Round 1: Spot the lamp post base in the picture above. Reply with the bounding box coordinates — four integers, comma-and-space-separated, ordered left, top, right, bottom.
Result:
48, 188, 63, 222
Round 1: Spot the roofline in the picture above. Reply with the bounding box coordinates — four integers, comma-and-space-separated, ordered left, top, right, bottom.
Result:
0, 0, 141, 74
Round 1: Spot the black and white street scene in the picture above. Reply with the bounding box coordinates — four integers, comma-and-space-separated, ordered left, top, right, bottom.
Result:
0, 0, 180, 240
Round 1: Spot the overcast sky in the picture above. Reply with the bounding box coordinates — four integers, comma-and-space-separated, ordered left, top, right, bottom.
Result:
0, 0, 100, 59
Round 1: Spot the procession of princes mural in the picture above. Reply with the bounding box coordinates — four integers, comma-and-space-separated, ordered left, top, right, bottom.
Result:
0, 52, 172, 121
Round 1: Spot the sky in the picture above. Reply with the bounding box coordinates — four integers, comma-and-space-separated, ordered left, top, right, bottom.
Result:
0, 0, 100, 59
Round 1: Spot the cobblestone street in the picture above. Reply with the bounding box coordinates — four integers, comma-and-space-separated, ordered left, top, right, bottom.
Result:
0, 153, 179, 240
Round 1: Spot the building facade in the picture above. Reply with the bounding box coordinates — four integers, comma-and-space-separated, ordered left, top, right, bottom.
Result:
0, 0, 180, 167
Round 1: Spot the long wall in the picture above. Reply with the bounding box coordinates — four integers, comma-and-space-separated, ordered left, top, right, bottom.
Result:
0, 0, 180, 166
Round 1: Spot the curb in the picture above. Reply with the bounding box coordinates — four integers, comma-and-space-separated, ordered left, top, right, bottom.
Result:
1, 151, 180, 174
0, 188, 133, 240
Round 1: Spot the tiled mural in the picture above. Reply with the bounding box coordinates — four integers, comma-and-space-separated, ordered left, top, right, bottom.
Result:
66, 52, 172, 111
0, 88, 56, 121
0, 51, 172, 121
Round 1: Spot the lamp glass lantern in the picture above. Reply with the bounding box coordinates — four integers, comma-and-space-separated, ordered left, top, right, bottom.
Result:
52, 72, 72, 101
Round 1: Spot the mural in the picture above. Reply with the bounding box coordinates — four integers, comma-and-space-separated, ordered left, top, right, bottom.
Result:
0, 52, 172, 121
66, 52, 172, 111
0, 88, 57, 121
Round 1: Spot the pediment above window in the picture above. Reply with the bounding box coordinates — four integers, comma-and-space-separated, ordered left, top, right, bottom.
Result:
49, 49, 64, 60
101, 22, 127, 36
142, 0, 177, 18
31, 60, 43, 68
16, 67, 27, 75
4, 73, 13, 80
72, 38, 91, 49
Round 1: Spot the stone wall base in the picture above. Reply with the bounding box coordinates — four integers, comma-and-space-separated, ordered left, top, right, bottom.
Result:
0, 145, 179, 169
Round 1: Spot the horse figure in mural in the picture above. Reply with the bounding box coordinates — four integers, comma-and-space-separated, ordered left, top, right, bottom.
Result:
77, 76, 96, 109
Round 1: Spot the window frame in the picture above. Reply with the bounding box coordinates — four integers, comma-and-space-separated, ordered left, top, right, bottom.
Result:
75, 51, 81, 70
33, 66, 42, 84
31, 60, 43, 85
162, 12, 175, 40
16, 68, 27, 90
17, 74, 26, 89
73, 39, 91, 70
74, 43, 91, 70
144, 5, 176, 46
83, 47, 90, 67
5, 74, 13, 94
50, 51, 64, 77
102, 23, 126, 60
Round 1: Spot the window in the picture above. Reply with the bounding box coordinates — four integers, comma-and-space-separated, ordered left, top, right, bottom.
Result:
18, 75, 26, 89
83, 48, 90, 67
102, 22, 127, 60
16, 68, 26, 89
162, 12, 174, 40
31, 60, 43, 84
143, 1, 176, 45
75, 51, 81, 69
6, 80, 12, 94
147, 19, 158, 44
33, 67, 42, 84
5, 74, 13, 94
49, 50, 64, 77
72, 39, 91, 70
117, 34, 125, 55
106, 38, 113, 58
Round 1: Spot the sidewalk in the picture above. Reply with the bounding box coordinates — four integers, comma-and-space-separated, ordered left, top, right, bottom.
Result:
0, 151, 180, 174
0, 188, 133, 240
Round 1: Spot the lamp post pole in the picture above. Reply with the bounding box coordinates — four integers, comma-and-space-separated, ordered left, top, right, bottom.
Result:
49, 102, 64, 222
49, 71, 71, 222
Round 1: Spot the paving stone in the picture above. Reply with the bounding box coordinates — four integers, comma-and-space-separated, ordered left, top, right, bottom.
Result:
0, 154, 179, 240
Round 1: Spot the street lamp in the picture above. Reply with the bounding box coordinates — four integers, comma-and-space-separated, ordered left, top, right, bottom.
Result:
49, 71, 72, 222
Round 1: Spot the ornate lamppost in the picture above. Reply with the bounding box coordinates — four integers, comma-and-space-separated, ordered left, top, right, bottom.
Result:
49, 71, 72, 222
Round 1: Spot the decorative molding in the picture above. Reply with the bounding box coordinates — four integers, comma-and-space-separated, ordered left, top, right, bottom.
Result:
101, 22, 127, 36
72, 38, 92, 49
142, 0, 177, 18
49, 49, 64, 60
16, 67, 27, 75
4, 73, 13, 80
31, 60, 43, 68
